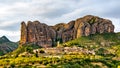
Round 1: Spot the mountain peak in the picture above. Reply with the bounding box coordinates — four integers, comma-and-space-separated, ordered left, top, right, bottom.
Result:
0, 36, 10, 43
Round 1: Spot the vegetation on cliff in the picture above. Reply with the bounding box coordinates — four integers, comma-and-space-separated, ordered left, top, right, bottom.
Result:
0, 32, 120, 68
62, 33, 120, 47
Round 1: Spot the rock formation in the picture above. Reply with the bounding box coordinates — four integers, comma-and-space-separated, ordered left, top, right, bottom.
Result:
52, 21, 75, 43
20, 15, 114, 47
74, 15, 114, 38
20, 22, 27, 45
20, 21, 56, 47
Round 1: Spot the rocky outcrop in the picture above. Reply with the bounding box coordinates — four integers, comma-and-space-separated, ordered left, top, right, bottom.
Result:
20, 15, 114, 47
20, 21, 56, 47
62, 21, 75, 42
20, 22, 27, 45
74, 15, 114, 38
52, 21, 75, 43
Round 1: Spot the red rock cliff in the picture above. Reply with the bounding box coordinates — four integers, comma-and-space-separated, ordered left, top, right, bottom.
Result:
20, 15, 114, 47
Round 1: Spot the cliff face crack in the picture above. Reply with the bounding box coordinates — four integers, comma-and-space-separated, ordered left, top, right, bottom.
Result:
20, 15, 114, 47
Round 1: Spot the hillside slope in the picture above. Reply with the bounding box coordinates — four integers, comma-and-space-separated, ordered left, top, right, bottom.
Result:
1, 33, 120, 68
0, 36, 18, 55
63, 33, 120, 47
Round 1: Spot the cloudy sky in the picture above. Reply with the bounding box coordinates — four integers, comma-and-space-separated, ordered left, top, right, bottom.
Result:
0, 0, 120, 42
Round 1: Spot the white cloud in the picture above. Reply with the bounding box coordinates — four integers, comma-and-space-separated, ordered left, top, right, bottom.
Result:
109, 18, 120, 32
0, 30, 20, 42
0, 20, 19, 27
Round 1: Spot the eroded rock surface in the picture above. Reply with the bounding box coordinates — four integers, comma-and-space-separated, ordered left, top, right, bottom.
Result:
20, 21, 56, 47
20, 15, 114, 47
74, 15, 114, 38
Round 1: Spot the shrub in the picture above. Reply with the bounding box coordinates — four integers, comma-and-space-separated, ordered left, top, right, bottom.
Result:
40, 50, 45, 53
10, 63, 15, 68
